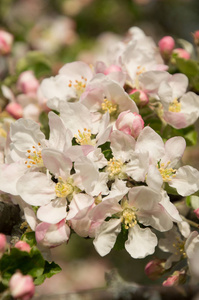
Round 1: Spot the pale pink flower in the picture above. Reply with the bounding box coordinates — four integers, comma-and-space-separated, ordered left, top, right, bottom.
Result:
15, 241, 31, 252
163, 270, 186, 286
0, 233, 6, 254
0, 30, 13, 55
158, 36, 175, 56
115, 110, 144, 138
17, 71, 39, 95
173, 48, 191, 60
9, 272, 35, 300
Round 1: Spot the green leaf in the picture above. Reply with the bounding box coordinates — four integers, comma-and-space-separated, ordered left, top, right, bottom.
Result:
99, 142, 113, 161
0, 247, 45, 284
187, 195, 199, 209
16, 51, 52, 78
39, 111, 50, 139
162, 125, 197, 146
113, 224, 128, 251
175, 57, 199, 78
21, 231, 37, 247
34, 261, 62, 285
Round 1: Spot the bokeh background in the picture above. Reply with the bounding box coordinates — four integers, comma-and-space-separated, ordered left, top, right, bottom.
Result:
1, 0, 199, 296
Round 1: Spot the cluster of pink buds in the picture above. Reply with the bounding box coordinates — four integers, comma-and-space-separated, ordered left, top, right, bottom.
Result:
158, 35, 190, 60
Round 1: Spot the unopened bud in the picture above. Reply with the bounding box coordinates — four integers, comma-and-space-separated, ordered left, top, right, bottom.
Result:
116, 110, 144, 138
17, 71, 39, 95
0, 233, 6, 255
0, 30, 13, 55
173, 48, 190, 60
9, 272, 35, 300
145, 258, 165, 280
129, 89, 149, 106
163, 270, 186, 287
6, 102, 23, 119
15, 241, 31, 253
104, 65, 122, 75
194, 208, 199, 219
193, 30, 199, 46
158, 36, 175, 57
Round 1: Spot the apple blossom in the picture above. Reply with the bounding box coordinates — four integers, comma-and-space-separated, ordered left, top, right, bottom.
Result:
115, 110, 144, 138
193, 30, 199, 45
0, 29, 13, 55
163, 270, 186, 286
9, 272, 35, 300
158, 36, 175, 56
14, 241, 31, 252
145, 259, 166, 280
0, 233, 6, 255
173, 48, 191, 60
17, 71, 39, 95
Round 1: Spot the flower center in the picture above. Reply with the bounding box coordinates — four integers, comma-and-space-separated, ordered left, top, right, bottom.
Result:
157, 161, 176, 182
106, 157, 124, 179
121, 207, 137, 229
169, 98, 181, 113
0, 127, 7, 138
101, 98, 118, 115
68, 76, 87, 98
172, 237, 186, 258
74, 128, 95, 145
25, 143, 43, 168
55, 177, 74, 198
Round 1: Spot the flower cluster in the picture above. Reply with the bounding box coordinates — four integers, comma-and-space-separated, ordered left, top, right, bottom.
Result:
1, 26, 199, 288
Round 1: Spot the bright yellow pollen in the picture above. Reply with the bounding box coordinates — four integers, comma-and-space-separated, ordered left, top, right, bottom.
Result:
157, 161, 176, 182
0, 127, 7, 138
55, 180, 74, 198
74, 128, 95, 145
121, 208, 137, 229
101, 98, 118, 114
172, 237, 186, 258
68, 76, 87, 98
25, 143, 43, 168
169, 98, 181, 113
107, 157, 123, 178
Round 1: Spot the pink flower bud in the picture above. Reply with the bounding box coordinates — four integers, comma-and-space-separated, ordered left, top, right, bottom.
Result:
0, 30, 13, 55
116, 110, 144, 138
6, 102, 23, 119
15, 241, 31, 253
193, 30, 199, 46
129, 89, 149, 106
163, 270, 186, 287
145, 258, 165, 280
158, 36, 175, 56
194, 208, 199, 219
173, 48, 190, 60
17, 71, 39, 95
0, 233, 6, 254
104, 65, 122, 75
9, 272, 35, 300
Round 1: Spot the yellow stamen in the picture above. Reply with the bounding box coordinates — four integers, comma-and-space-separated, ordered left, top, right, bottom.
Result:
157, 161, 176, 182
74, 128, 95, 145
101, 98, 118, 115
169, 98, 181, 113
106, 157, 123, 179
55, 178, 74, 198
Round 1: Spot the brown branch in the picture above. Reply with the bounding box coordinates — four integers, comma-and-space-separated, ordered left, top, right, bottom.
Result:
0, 201, 22, 236
33, 269, 199, 300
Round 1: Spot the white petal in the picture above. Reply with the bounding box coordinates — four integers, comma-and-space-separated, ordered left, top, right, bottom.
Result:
37, 198, 67, 224
110, 130, 135, 162
169, 166, 199, 196
93, 219, 121, 256
125, 225, 157, 258
17, 172, 56, 206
